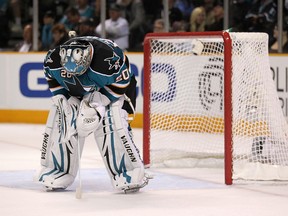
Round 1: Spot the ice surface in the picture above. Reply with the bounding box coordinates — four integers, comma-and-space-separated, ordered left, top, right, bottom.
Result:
0, 124, 288, 216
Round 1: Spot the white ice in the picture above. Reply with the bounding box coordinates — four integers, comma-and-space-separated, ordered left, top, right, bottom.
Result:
0, 123, 288, 216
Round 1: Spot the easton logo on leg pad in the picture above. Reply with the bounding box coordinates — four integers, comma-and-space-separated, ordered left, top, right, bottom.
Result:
121, 135, 136, 162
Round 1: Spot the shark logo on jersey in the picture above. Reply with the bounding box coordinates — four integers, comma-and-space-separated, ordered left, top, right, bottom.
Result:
104, 52, 120, 70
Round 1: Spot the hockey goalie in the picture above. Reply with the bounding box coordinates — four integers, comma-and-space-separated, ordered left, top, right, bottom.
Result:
34, 35, 149, 193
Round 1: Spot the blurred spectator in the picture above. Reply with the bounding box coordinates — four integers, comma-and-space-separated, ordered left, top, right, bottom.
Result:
168, 0, 183, 27
270, 25, 288, 53
143, 0, 162, 27
79, 18, 97, 36
41, 11, 55, 51
230, 0, 253, 32
4, 0, 287, 53
94, 0, 117, 26
171, 20, 187, 32
14, 24, 33, 52
50, 23, 69, 49
60, 7, 81, 32
95, 3, 129, 50
190, 6, 206, 32
174, 0, 194, 21
117, 0, 147, 51
0, 0, 10, 48
203, 0, 216, 27
244, 0, 277, 46
192, 0, 205, 7
283, 38, 288, 53
75, 0, 95, 21
10, 0, 22, 34
94, 0, 101, 24
38, 1, 70, 22
38, 1, 57, 23
205, 4, 224, 31
153, 19, 165, 33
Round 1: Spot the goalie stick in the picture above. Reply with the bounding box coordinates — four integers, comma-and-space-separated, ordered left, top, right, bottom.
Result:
75, 136, 82, 199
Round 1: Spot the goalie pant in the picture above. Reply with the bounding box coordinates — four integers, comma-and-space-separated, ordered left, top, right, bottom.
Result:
34, 95, 146, 191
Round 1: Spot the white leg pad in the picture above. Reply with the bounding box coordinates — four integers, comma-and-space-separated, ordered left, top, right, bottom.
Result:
94, 99, 148, 192
34, 97, 84, 190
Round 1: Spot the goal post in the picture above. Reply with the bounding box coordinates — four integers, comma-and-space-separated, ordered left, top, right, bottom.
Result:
143, 31, 288, 184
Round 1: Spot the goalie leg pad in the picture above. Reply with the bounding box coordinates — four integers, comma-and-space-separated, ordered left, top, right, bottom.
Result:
94, 99, 148, 192
38, 136, 85, 190
35, 96, 84, 190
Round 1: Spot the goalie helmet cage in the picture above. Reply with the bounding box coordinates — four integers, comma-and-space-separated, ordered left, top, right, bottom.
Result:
143, 31, 288, 185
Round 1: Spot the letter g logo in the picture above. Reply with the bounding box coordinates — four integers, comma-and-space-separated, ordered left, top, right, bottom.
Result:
20, 63, 51, 97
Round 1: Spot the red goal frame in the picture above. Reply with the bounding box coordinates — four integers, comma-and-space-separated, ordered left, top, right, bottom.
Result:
142, 31, 233, 185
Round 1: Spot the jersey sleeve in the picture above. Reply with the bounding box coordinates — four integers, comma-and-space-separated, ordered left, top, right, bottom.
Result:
99, 70, 132, 102
43, 48, 70, 98
89, 39, 134, 102
44, 68, 70, 98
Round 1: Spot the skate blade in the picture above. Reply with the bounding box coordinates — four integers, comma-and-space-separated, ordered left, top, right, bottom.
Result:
44, 186, 66, 192
123, 175, 151, 194
124, 187, 140, 194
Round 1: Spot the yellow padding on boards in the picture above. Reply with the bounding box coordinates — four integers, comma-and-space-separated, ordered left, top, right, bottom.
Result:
0, 110, 143, 128
0, 110, 49, 124
151, 114, 269, 136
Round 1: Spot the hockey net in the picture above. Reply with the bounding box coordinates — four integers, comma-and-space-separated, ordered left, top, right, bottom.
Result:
143, 32, 288, 184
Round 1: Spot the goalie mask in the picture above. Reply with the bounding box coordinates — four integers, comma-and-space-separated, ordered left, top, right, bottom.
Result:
59, 41, 93, 76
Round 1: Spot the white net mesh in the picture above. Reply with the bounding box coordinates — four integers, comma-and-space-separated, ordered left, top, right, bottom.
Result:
145, 32, 288, 180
